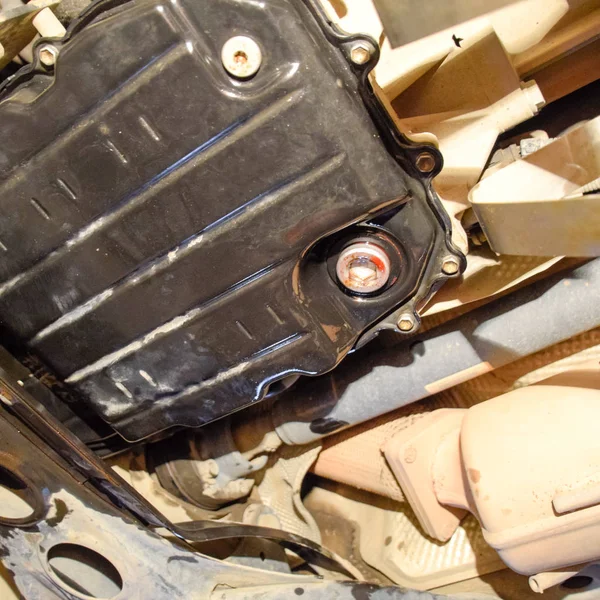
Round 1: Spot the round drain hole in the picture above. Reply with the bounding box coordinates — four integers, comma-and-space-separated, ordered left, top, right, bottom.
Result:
47, 544, 123, 599
0, 466, 37, 523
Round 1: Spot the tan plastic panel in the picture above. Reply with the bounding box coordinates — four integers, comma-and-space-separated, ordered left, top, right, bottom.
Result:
384, 409, 468, 541
384, 376, 600, 577
305, 483, 503, 591
470, 118, 600, 257
461, 384, 600, 574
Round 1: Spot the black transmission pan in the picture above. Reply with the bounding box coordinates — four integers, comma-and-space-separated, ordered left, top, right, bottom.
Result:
0, 0, 461, 440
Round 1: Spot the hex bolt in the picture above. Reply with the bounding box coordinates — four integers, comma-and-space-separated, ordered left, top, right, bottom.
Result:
397, 314, 417, 332
350, 43, 372, 65
221, 36, 262, 79
336, 242, 391, 294
442, 256, 461, 275
416, 152, 436, 174
38, 44, 58, 67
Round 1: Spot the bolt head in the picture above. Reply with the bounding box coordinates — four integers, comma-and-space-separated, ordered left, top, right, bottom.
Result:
398, 314, 416, 332
221, 36, 262, 79
350, 43, 371, 65
336, 242, 391, 295
442, 257, 460, 275
39, 44, 58, 67
416, 152, 436, 174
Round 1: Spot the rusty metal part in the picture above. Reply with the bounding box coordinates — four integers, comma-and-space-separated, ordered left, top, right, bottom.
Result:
384, 376, 600, 576
311, 326, 600, 504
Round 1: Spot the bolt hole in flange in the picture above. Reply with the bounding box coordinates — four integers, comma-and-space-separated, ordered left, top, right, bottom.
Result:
0, 465, 39, 523
47, 543, 123, 599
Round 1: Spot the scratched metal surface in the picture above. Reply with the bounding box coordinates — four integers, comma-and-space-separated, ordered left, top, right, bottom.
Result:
0, 0, 456, 441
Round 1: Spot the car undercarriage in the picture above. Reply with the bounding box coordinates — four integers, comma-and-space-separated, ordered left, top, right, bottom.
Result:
0, 0, 599, 598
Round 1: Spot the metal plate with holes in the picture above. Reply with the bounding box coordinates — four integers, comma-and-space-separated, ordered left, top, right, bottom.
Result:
0, 0, 460, 441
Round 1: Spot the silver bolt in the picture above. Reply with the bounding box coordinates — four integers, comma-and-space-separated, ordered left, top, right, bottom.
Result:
39, 44, 58, 67
350, 43, 371, 65
397, 314, 416, 332
336, 242, 391, 294
221, 36, 262, 79
442, 257, 460, 275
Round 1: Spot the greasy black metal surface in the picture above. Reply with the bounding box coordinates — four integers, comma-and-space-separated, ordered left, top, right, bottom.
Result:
0, 355, 356, 577
0, 0, 460, 441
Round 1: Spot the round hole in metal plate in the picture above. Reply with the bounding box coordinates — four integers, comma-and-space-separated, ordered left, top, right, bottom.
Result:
0, 466, 35, 520
47, 544, 123, 599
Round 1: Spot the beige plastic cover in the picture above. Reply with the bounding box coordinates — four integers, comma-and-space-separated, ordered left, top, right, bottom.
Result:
385, 377, 600, 576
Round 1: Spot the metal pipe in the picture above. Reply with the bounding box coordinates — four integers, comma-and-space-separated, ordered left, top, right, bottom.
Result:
272, 259, 600, 445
